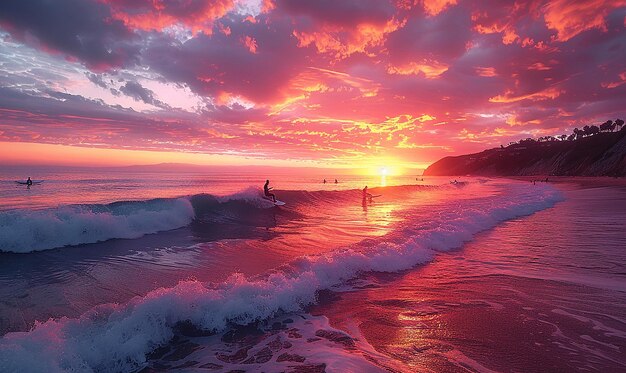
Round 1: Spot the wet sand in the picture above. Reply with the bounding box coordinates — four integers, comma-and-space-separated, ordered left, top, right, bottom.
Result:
507, 175, 626, 189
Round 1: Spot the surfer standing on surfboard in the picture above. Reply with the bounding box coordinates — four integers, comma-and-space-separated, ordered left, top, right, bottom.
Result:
26, 177, 33, 186
264, 180, 277, 202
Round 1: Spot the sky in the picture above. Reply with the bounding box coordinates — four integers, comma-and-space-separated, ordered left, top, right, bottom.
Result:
0, 0, 624, 171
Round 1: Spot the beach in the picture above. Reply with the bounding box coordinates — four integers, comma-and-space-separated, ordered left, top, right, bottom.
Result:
0, 172, 624, 372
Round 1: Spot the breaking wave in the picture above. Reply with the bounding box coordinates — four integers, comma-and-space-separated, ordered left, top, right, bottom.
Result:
0, 188, 278, 253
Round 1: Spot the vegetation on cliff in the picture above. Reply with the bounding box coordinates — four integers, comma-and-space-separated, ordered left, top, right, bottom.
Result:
424, 119, 626, 177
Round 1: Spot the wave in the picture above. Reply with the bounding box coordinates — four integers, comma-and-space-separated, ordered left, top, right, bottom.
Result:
0, 184, 563, 372
0, 188, 278, 254
0, 198, 195, 253
0, 184, 442, 254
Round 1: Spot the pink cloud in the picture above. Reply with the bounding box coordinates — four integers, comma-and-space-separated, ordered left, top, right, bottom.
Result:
422, 0, 458, 16
543, 0, 624, 41
104, 0, 236, 34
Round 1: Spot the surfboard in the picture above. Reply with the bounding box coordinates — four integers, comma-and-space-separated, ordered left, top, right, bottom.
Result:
15, 180, 44, 185
370, 194, 382, 198
263, 196, 285, 206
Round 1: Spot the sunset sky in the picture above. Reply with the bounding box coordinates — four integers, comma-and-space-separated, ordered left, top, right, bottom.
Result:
0, 0, 624, 170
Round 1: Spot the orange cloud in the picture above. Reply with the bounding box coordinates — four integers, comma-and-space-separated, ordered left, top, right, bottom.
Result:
601, 72, 626, 89
294, 18, 404, 59
475, 67, 497, 77
506, 115, 541, 126
387, 60, 449, 78
422, 0, 458, 16
270, 67, 380, 114
543, 0, 623, 42
489, 87, 563, 103
241, 35, 258, 53
527, 62, 552, 71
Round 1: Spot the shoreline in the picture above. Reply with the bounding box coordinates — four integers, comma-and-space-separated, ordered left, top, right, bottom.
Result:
501, 175, 626, 188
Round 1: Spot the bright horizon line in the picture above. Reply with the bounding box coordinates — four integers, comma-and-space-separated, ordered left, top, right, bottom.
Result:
0, 142, 428, 175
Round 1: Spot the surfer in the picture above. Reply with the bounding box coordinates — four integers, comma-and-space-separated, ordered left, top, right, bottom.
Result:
334, 179, 338, 184
26, 177, 33, 186
264, 180, 276, 202
362, 185, 373, 202
323, 179, 327, 184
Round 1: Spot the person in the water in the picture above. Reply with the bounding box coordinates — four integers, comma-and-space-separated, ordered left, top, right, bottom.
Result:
26, 177, 32, 186
264, 179, 276, 202
362, 185, 373, 202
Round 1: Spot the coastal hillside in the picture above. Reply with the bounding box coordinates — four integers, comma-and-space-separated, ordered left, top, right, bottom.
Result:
424, 124, 626, 177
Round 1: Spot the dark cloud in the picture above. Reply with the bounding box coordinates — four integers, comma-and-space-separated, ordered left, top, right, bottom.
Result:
0, 0, 139, 70
85, 73, 110, 89
119, 81, 168, 108
385, 5, 472, 64
144, 13, 310, 103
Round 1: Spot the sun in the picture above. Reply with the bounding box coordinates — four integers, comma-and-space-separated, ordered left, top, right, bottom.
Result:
361, 161, 403, 177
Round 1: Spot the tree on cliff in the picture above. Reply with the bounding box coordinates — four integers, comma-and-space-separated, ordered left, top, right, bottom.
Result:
600, 120, 614, 132
616, 119, 624, 131
573, 128, 583, 140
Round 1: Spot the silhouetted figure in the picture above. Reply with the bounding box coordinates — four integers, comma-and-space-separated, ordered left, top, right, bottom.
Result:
323, 179, 327, 184
362, 185, 373, 203
334, 179, 338, 184
26, 177, 33, 186
264, 179, 276, 202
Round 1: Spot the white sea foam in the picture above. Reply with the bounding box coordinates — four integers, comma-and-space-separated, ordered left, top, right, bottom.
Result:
215, 186, 276, 208
0, 184, 563, 372
0, 198, 195, 253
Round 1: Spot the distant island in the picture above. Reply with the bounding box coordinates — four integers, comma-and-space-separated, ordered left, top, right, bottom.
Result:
424, 119, 626, 177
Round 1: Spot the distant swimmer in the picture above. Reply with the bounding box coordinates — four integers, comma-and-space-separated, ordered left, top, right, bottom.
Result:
334, 179, 338, 184
323, 179, 327, 184
264, 179, 277, 202
26, 177, 32, 186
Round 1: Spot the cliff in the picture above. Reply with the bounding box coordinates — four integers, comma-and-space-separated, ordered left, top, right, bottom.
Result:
424, 129, 626, 177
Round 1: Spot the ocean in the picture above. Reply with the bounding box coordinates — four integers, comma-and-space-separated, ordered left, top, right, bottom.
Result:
0, 168, 624, 372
